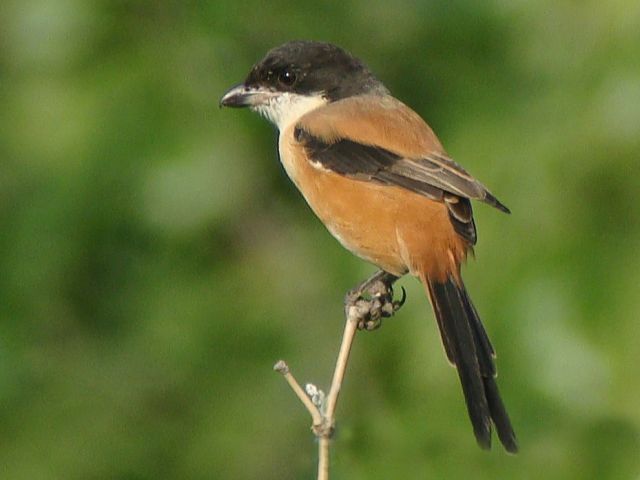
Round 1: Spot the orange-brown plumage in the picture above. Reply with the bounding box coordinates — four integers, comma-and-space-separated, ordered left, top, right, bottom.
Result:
297, 95, 444, 157
281, 96, 467, 281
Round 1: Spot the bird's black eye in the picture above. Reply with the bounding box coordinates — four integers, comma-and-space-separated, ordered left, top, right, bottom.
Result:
278, 70, 297, 87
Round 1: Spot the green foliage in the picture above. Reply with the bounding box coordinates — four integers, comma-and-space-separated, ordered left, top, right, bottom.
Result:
1, 1, 639, 478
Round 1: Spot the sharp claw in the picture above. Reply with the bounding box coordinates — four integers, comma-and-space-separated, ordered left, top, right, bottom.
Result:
393, 286, 407, 311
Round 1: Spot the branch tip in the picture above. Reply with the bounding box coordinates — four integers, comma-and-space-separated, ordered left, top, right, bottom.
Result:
273, 360, 289, 374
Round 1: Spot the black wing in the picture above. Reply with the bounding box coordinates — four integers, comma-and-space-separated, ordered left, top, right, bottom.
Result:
294, 127, 510, 245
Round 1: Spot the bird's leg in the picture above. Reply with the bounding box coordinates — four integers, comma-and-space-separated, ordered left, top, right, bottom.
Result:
344, 270, 406, 331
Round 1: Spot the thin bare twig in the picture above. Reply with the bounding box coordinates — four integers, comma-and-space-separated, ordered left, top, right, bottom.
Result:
274, 271, 399, 480
323, 307, 359, 428
318, 436, 330, 480
274, 304, 364, 480
273, 360, 323, 428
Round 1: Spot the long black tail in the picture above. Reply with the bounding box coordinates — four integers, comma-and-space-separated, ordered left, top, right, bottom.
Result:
425, 275, 518, 453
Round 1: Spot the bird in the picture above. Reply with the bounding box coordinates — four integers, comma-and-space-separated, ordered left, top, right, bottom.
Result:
220, 40, 517, 453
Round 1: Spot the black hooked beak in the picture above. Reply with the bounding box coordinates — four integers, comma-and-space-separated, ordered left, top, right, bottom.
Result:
219, 84, 275, 108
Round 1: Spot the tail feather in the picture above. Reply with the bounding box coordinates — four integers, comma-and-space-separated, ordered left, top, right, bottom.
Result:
424, 275, 518, 453
460, 285, 496, 377
484, 376, 518, 452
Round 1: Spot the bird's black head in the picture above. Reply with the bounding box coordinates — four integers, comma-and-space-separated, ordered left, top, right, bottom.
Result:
220, 42, 388, 127
242, 41, 386, 102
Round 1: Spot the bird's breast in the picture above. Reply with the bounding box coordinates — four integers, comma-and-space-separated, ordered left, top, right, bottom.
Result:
278, 125, 467, 280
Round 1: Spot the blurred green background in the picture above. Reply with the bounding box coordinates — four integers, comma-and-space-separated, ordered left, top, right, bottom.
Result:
1, 0, 639, 478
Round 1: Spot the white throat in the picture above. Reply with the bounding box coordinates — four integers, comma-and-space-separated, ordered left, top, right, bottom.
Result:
252, 92, 327, 131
